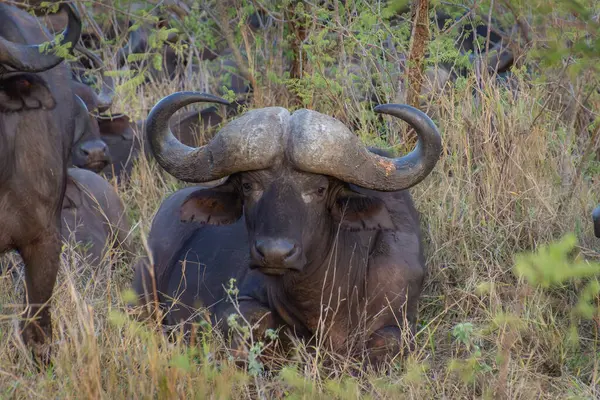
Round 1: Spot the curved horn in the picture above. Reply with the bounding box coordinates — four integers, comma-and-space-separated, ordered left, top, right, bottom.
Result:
0, 3, 81, 72
146, 91, 286, 183
289, 104, 442, 191
74, 45, 115, 112
593, 205, 600, 238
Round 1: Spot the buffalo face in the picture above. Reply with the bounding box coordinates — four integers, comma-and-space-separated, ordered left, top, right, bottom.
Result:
240, 168, 394, 275
179, 167, 395, 275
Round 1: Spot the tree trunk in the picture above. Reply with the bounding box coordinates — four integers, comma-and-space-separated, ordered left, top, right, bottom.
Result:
287, 1, 309, 81
405, 0, 430, 109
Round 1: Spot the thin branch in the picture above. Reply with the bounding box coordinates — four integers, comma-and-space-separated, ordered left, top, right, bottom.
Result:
215, 1, 256, 90
441, 1, 481, 36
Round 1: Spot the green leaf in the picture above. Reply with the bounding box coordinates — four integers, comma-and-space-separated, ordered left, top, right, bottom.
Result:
170, 353, 192, 372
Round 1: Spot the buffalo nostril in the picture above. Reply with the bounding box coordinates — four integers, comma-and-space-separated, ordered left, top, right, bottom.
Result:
255, 241, 265, 258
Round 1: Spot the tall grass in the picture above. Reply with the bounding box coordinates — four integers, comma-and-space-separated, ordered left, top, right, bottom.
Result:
1, 1, 600, 398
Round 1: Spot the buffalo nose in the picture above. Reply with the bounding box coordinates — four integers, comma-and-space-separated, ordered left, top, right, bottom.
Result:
77, 139, 110, 172
254, 238, 300, 266
80, 139, 109, 158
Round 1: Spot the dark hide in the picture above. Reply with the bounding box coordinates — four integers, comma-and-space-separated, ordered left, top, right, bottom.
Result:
0, 3, 81, 364
168, 102, 246, 147
97, 114, 142, 182
61, 168, 131, 267
134, 147, 426, 368
593, 205, 600, 238
169, 107, 224, 147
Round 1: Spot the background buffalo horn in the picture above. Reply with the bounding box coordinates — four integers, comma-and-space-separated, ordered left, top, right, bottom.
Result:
0, 3, 81, 73
75, 44, 115, 113
146, 91, 286, 183
289, 104, 442, 191
593, 205, 600, 238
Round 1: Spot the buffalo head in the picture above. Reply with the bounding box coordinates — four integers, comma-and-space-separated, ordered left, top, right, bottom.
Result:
147, 92, 441, 275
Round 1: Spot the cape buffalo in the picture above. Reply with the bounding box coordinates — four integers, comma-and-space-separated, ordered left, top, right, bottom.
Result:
134, 92, 442, 368
0, 2, 82, 364
61, 168, 131, 267
593, 206, 600, 238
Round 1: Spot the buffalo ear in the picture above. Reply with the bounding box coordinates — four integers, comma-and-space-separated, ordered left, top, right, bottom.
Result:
62, 174, 83, 210
98, 115, 135, 140
0, 73, 56, 112
331, 187, 395, 231
180, 182, 242, 225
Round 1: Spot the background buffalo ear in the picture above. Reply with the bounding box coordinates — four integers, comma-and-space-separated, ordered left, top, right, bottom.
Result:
0, 73, 56, 112
98, 115, 135, 140
331, 187, 396, 231
180, 182, 243, 225
62, 174, 82, 209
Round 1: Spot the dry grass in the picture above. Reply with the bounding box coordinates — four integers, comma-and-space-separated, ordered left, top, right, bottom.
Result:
1, 2, 600, 398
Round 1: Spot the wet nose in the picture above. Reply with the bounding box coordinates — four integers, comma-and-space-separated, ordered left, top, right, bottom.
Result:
253, 238, 301, 268
78, 139, 110, 171
80, 139, 109, 158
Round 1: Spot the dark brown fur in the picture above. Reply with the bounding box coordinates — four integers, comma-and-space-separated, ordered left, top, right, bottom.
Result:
96, 114, 142, 182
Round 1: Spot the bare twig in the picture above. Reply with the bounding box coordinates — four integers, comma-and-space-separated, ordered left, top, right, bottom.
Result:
251, 0, 286, 22
215, 1, 256, 90
500, 0, 531, 45
559, 90, 600, 213
441, 1, 481, 36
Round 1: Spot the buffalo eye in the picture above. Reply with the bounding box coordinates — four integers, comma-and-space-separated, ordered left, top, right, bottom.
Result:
17, 79, 31, 90
242, 182, 253, 193
317, 187, 326, 196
